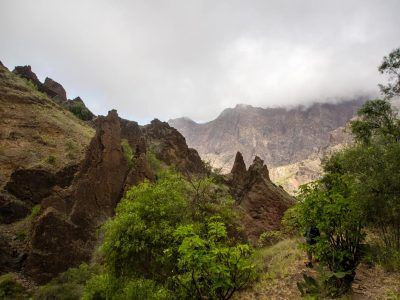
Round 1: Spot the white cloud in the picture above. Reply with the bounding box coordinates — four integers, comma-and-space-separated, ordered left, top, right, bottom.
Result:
0, 0, 399, 123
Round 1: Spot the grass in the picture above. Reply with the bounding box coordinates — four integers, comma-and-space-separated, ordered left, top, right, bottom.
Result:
254, 238, 304, 280
0, 273, 30, 299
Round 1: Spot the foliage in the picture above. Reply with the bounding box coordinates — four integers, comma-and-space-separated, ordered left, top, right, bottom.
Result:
344, 99, 400, 252
121, 279, 170, 300
172, 218, 256, 299
257, 230, 285, 247
350, 99, 399, 144
30, 204, 41, 219
93, 168, 252, 299
121, 139, 136, 168
281, 204, 302, 236
378, 47, 400, 99
68, 102, 93, 121
35, 263, 101, 300
46, 155, 56, 165
147, 147, 163, 173
100, 170, 189, 280
0, 274, 29, 299
296, 176, 365, 295
82, 273, 120, 300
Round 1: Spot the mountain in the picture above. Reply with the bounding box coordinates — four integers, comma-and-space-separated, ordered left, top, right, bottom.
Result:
0, 62, 293, 284
169, 100, 365, 192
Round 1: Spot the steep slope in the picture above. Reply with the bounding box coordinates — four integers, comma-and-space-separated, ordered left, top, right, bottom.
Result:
169, 100, 364, 172
0, 64, 95, 191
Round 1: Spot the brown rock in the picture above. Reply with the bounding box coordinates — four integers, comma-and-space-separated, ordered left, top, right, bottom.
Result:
12, 65, 42, 87
143, 119, 206, 175
5, 169, 56, 204
228, 155, 294, 242
230, 152, 247, 185
41, 77, 67, 102
26, 110, 130, 282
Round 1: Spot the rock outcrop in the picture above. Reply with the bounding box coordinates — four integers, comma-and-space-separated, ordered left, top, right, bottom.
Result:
11, 65, 95, 120
23, 112, 206, 283
41, 77, 67, 102
12, 65, 42, 87
227, 152, 294, 242
143, 119, 206, 175
25, 110, 131, 282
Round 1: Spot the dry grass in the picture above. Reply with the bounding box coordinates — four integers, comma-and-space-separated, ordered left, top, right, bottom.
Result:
235, 238, 400, 300
0, 65, 95, 188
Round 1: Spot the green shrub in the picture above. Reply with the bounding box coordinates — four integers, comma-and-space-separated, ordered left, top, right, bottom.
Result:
122, 279, 170, 300
68, 102, 93, 121
46, 155, 56, 165
257, 230, 285, 247
100, 170, 189, 280
82, 274, 120, 300
30, 204, 41, 219
0, 274, 29, 299
35, 282, 83, 300
35, 263, 100, 300
121, 139, 135, 168
172, 218, 256, 299
296, 176, 366, 296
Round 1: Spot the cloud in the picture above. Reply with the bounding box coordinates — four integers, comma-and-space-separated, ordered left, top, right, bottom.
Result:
1, 0, 399, 123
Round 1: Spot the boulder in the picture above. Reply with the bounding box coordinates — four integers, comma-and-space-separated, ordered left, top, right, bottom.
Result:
41, 77, 67, 102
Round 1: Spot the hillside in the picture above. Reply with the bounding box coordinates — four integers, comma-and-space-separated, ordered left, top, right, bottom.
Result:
169, 100, 363, 192
0, 62, 293, 288
0, 63, 95, 190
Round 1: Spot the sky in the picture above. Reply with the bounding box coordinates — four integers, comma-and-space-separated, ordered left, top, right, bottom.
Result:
1, 0, 399, 123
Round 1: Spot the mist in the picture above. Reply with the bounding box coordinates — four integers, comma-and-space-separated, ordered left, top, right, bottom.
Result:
1, 0, 399, 123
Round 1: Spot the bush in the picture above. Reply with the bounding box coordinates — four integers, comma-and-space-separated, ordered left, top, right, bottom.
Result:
296, 176, 366, 296
46, 155, 56, 165
257, 230, 285, 247
172, 218, 256, 300
35, 263, 100, 300
82, 274, 120, 300
0, 274, 29, 299
91, 169, 252, 299
121, 139, 135, 168
68, 102, 93, 121
100, 170, 189, 280
122, 279, 170, 300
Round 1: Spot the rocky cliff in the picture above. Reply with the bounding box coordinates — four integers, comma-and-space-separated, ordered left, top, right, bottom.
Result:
169, 100, 364, 192
0, 61, 294, 284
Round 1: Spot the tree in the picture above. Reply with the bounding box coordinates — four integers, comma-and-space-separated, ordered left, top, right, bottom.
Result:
378, 48, 400, 99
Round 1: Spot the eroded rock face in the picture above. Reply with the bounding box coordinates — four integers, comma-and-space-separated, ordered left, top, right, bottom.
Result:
25, 110, 129, 282
12, 65, 42, 87
143, 119, 206, 175
41, 77, 67, 102
4, 165, 79, 205
228, 152, 294, 242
